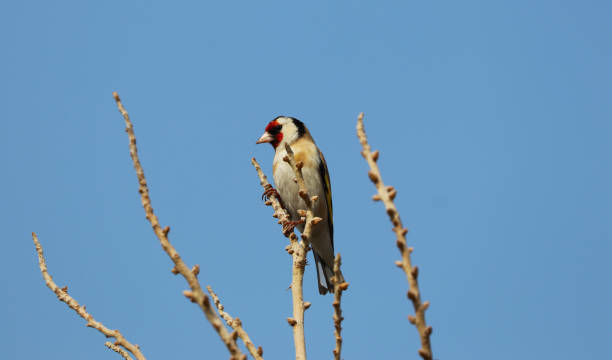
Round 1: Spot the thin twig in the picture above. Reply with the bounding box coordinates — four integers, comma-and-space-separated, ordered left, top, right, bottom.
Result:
252, 148, 319, 360
356, 113, 433, 360
332, 253, 348, 360
112, 92, 245, 360
105, 342, 133, 360
31, 233, 145, 360
207, 286, 264, 360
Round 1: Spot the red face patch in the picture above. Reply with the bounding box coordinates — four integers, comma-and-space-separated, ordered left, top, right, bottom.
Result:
265, 120, 283, 148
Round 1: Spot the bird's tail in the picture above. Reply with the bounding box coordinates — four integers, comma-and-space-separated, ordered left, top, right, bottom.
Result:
313, 252, 345, 295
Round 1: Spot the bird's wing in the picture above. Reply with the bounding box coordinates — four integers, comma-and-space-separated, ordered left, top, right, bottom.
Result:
317, 149, 334, 248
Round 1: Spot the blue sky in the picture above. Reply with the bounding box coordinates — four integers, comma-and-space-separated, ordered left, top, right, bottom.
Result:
2, 1, 611, 359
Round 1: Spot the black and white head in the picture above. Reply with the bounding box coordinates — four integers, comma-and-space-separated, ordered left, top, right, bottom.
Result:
256, 116, 308, 149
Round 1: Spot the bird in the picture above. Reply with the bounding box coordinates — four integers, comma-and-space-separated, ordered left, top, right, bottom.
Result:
256, 116, 343, 294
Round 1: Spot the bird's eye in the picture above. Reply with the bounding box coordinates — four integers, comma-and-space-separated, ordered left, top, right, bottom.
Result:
268, 124, 282, 135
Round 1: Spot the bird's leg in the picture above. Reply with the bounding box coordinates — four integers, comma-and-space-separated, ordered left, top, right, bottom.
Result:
282, 218, 305, 235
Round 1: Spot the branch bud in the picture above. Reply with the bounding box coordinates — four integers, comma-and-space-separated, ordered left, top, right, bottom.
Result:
183, 290, 196, 302
407, 315, 416, 324
418, 348, 430, 359
338, 282, 349, 291
407, 289, 417, 302
368, 170, 379, 183
283, 155, 289, 162
296, 161, 304, 170
287, 318, 297, 326
411, 266, 419, 279
162, 226, 170, 236
61, 286, 68, 293
297, 209, 307, 217
371, 150, 379, 161
304, 301, 312, 310
311, 195, 319, 202
425, 326, 433, 336
257, 347, 263, 356
311, 217, 323, 225
171, 266, 179, 275
421, 301, 430, 312
372, 194, 382, 201
191, 264, 200, 277
395, 260, 403, 268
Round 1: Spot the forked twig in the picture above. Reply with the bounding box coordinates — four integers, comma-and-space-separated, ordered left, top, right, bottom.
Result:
356, 113, 433, 360
112, 92, 245, 360
105, 341, 133, 360
31, 233, 145, 360
207, 286, 264, 360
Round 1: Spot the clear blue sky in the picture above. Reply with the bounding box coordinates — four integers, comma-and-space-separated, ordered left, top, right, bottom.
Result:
2, 1, 610, 359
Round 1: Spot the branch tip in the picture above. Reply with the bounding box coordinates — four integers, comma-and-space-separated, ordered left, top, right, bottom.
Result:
356, 112, 433, 359
31, 232, 145, 360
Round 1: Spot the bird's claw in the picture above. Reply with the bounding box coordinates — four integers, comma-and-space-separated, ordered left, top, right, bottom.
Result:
262, 184, 280, 201
282, 219, 305, 235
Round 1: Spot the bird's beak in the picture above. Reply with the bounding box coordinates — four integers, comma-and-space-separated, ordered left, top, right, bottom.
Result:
256, 132, 274, 144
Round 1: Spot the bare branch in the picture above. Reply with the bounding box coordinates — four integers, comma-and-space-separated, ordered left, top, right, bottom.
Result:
207, 286, 264, 360
356, 113, 434, 360
105, 342, 133, 360
112, 92, 245, 360
31, 233, 145, 360
331, 254, 348, 360
252, 150, 318, 360
251, 157, 291, 228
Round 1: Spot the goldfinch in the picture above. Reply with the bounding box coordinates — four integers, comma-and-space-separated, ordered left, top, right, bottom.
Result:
256, 116, 343, 294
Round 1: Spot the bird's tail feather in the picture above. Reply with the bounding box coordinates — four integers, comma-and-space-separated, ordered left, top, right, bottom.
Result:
313, 252, 344, 295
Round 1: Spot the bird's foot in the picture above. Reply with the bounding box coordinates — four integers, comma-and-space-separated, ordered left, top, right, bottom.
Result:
282, 219, 305, 235
262, 184, 280, 201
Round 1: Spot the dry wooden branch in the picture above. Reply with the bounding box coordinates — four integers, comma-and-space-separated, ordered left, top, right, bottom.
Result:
331, 254, 348, 360
112, 92, 245, 360
105, 341, 133, 360
207, 286, 264, 360
251, 157, 291, 228
31, 233, 145, 360
356, 113, 434, 360
252, 149, 318, 360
